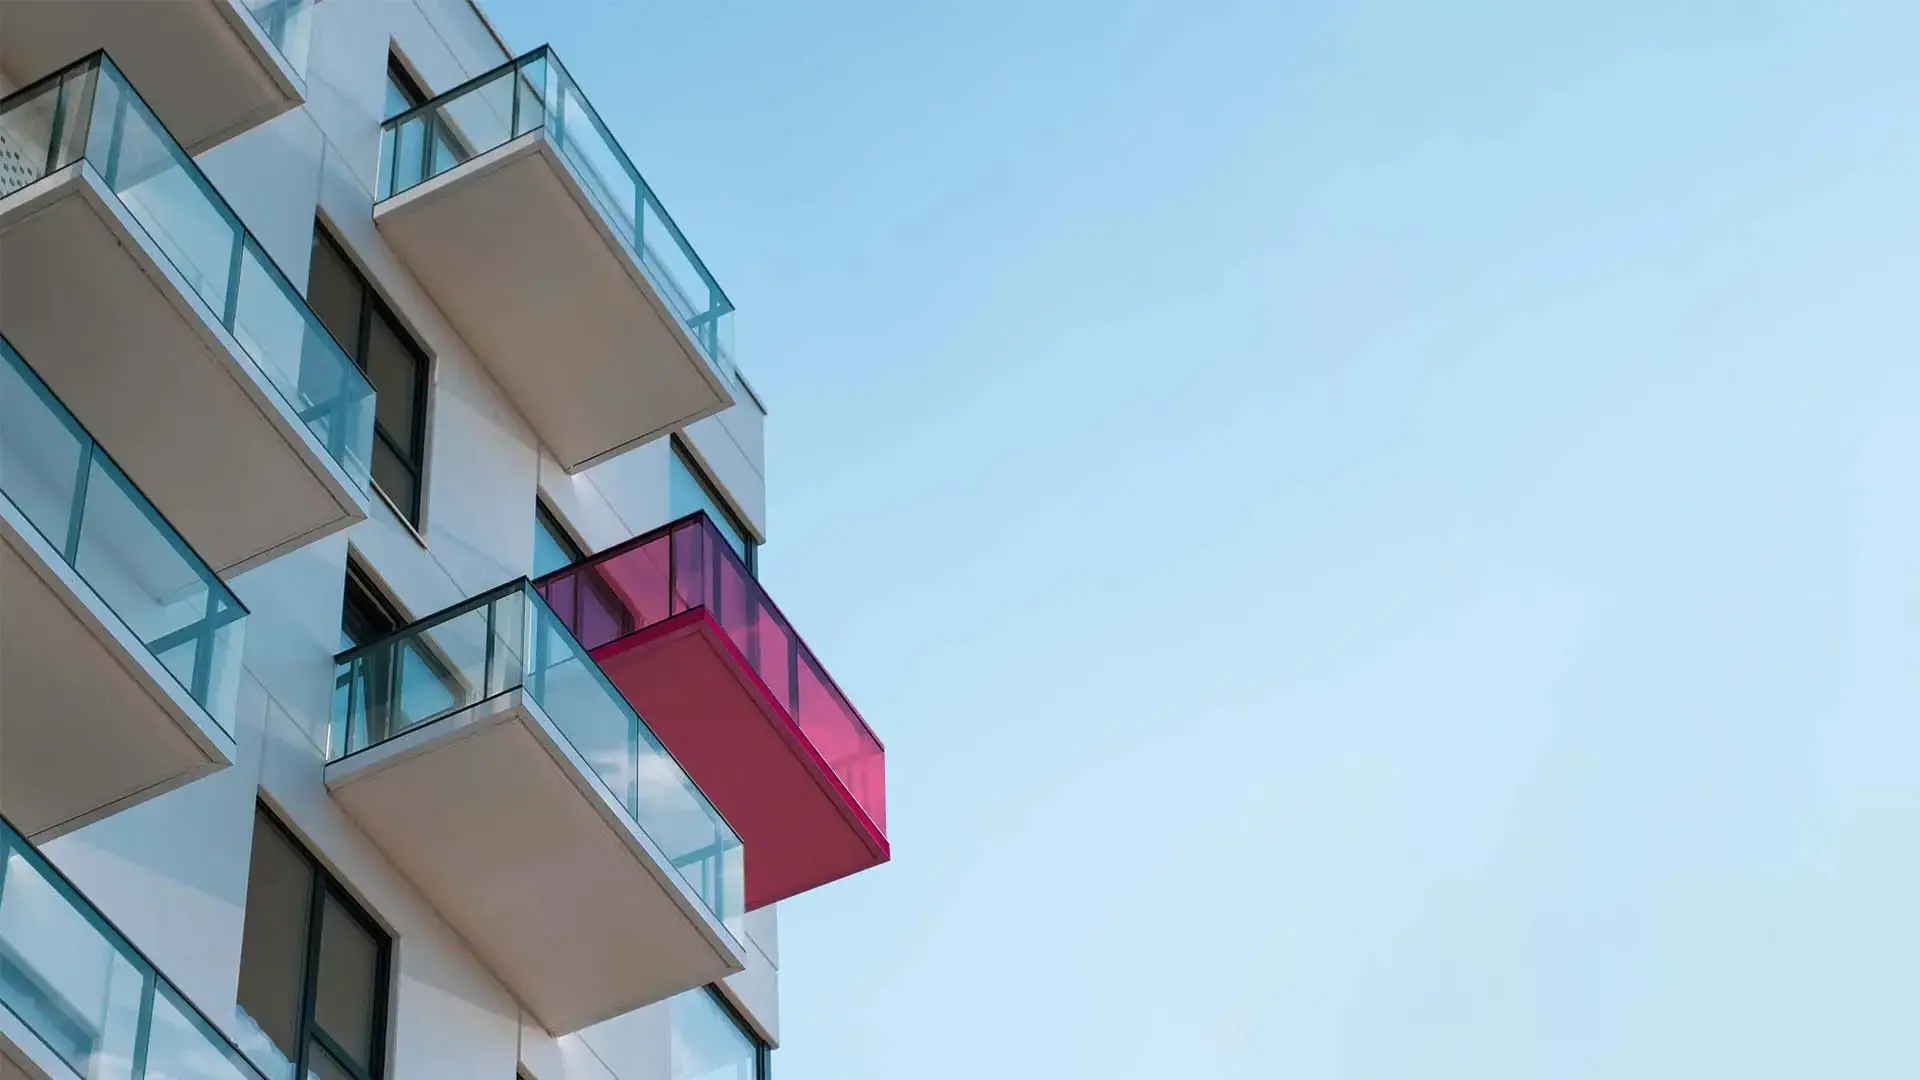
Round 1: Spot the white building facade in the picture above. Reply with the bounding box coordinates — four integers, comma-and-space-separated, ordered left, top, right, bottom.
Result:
0, 4, 888, 1080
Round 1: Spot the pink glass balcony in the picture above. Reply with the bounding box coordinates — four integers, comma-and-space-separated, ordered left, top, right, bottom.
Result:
535, 512, 887, 909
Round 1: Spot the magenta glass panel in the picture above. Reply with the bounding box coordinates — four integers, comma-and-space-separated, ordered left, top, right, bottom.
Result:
536, 514, 887, 838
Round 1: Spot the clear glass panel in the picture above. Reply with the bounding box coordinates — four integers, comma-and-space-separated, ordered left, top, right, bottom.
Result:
334, 585, 527, 755
669, 990, 760, 1080
551, 74, 637, 237
511, 53, 550, 138
242, 0, 315, 75
313, 896, 379, 1069
229, 239, 376, 491
75, 454, 244, 715
0, 838, 145, 1079
0, 338, 88, 547
0, 335, 246, 730
147, 984, 267, 1080
528, 601, 636, 808
428, 74, 510, 174
89, 68, 241, 312
0, 822, 265, 1080
524, 597, 743, 930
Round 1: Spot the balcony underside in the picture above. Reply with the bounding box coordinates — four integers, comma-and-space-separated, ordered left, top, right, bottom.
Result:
0, 486, 234, 842
593, 612, 889, 911
374, 134, 733, 472
0, 167, 364, 576
324, 690, 743, 1035
0, 0, 302, 154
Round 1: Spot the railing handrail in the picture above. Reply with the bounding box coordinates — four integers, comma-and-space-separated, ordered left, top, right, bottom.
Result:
331, 576, 526, 666
0, 811, 275, 1080
534, 511, 886, 751
0, 332, 248, 622
373, 44, 735, 316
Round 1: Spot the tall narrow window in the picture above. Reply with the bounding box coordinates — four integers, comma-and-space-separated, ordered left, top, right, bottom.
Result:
532, 502, 584, 577
336, 561, 457, 748
669, 988, 769, 1080
236, 807, 391, 1080
340, 561, 403, 653
669, 439, 757, 574
309, 227, 430, 526
383, 56, 425, 120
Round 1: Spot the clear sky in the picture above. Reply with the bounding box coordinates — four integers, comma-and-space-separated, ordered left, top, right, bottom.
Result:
487, 1, 1920, 1075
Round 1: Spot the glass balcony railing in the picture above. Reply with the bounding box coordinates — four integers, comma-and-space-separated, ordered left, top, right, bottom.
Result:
331, 580, 744, 930
537, 513, 888, 836
0, 332, 245, 732
0, 812, 268, 1080
376, 46, 744, 392
239, 0, 315, 77
0, 53, 375, 494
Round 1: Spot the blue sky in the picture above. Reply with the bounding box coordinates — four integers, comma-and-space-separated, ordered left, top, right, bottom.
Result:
488, 2, 1920, 1075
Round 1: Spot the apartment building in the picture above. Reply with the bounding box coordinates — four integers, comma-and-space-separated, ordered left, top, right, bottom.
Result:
0, 4, 889, 1080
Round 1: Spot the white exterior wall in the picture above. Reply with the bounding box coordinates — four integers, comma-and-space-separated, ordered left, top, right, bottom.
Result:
22, 1, 778, 1077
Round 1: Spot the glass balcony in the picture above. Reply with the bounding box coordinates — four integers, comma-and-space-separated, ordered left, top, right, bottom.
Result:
0, 813, 270, 1080
0, 53, 375, 574
370, 46, 740, 472
326, 581, 745, 1032
537, 513, 889, 910
0, 1, 312, 154
0, 331, 245, 839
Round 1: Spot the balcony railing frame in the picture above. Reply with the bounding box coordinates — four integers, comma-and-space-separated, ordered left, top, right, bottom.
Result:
329, 577, 744, 924
374, 45, 743, 388
0, 811, 274, 1080
0, 331, 248, 728
0, 50, 377, 492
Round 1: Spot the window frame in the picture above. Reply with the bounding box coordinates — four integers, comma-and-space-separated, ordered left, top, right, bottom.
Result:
689, 987, 771, 1079
341, 559, 405, 652
245, 805, 394, 1080
532, 499, 585, 577
385, 55, 427, 117
337, 558, 469, 749
310, 225, 431, 526
670, 437, 758, 576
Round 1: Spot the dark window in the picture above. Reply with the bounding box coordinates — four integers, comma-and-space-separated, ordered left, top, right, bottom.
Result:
336, 562, 460, 749
668, 988, 770, 1080
533, 502, 584, 578
669, 438, 757, 575
384, 56, 425, 120
309, 227, 429, 525
340, 561, 403, 653
237, 808, 391, 1080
